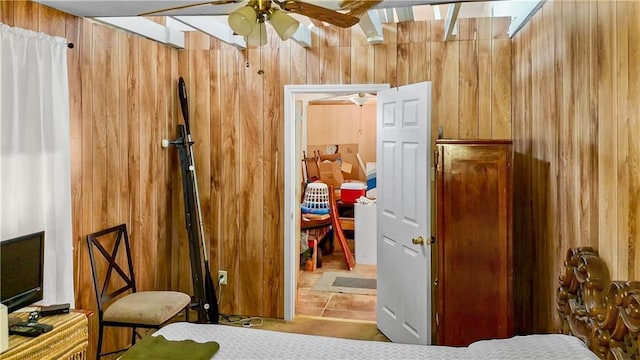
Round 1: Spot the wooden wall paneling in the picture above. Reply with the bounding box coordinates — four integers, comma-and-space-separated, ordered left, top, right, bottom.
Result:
156, 44, 176, 290
0, 1, 14, 25
491, 38, 511, 139
477, 39, 492, 139
117, 31, 132, 286
350, 25, 372, 84
511, 0, 640, 332
555, 0, 570, 297
430, 41, 459, 138
457, 18, 478, 139
382, 24, 397, 87
396, 43, 410, 87
191, 33, 213, 293
306, 29, 321, 84
615, 0, 630, 280
629, 1, 640, 279
262, 46, 285, 317
208, 44, 223, 298
511, 27, 531, 335
384, 42, 397, 88
38, 4, 65, 37
339, 26, 350, 48
473, 17, 492, 139
431, 20, 445, 43
339, 45, 351, 84
91, 24, 114, 232
238, 47, 265, 315
338, 27, 351, 83
459, 40, 479, 139
408, 42, 429, 84
65, 12, 83, 299
596, 0, 620, 277
13, 0, 36, 29
410, 20, 429, 43
397, 22, 409, 44
396, 22, 409, 87
78, 17, 94, 313
350, 44, 373, 84
539, 3, 557, 333
125, 32, 143, 293
9, 0, 520, 329
219, 46, 240, 314
408, 21, 429, 85
543, 5, 558, 333
587, 0, 599, 252
492, 17, 510, 40
320, 45, 340, 84
528, 9, 549, 334
92, 22, 128, 353
139, 38, 161, 290
457, 18, 476, 41
575, 1, 597, 253
290, 43, 307, 85
374, 44, 387, 84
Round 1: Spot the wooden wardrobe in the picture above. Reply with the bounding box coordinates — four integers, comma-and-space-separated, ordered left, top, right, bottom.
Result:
434, 139, 513, 346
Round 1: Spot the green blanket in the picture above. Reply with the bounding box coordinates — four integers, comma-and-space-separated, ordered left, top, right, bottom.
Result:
120, 334, 220, 360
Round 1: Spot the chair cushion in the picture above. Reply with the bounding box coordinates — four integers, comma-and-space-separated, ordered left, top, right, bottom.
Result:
103, 291, 191, 326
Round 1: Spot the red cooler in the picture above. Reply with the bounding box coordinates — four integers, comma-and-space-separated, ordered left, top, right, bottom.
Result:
340, 182, 367, 204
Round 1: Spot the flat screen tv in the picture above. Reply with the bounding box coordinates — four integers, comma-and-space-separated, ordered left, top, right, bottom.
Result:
0, 231, 45, 313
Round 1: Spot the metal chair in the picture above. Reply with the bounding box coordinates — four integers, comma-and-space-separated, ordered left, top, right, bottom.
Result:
86, 223, 191, 358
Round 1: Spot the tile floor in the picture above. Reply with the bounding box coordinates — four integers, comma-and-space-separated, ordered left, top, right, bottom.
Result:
296, 252, 377, 322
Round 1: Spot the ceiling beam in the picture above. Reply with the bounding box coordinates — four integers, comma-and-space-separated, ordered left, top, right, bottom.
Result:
358, 11, 384, 45
93, 17, 185, 48
291, 25, 312, 48
394, 7, 414, 22
506, 0, 546, 38
443, 3, 461, 41
375, 8, 395, 23
172, 16, 246, 49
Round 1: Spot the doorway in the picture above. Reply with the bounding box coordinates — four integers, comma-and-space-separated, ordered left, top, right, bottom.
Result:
283, 84, 390, 321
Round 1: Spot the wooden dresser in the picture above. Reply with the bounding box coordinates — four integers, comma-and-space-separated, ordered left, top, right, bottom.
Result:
0, 311, 88, 360
434, 139, 513, 346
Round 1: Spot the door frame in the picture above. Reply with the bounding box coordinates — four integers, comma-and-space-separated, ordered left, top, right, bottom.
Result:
283, 83, 390, 321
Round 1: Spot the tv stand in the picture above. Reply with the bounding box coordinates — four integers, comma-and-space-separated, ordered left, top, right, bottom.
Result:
0, 312, 87, 359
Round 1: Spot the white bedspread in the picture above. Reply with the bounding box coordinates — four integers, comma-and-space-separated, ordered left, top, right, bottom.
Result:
153, 322, 598, 360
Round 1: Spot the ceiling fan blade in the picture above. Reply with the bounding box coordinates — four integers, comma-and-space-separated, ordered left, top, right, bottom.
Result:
280, 0, 359, 28
138, 0, 242, 17
340, 0, 382, 17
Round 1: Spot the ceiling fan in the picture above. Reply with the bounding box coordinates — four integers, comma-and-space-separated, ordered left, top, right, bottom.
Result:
141, 0, 380, 45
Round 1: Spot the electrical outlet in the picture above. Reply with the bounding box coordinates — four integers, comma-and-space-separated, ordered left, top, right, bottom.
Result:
218, 270, 227, 285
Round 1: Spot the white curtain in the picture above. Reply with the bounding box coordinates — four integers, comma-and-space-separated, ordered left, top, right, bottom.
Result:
0, 23, 74, 307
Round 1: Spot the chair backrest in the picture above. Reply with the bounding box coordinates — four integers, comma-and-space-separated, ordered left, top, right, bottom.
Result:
86, 224, 137, 315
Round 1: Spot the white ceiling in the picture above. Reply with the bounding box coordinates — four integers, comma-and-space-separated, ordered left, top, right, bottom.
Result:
33, 0, 488, 17
32, 0, 544, 49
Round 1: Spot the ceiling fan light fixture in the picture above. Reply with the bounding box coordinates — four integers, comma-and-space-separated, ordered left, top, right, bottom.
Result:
228, 5, 257, 36
269, 8, 299, 40
246, 21, 268, 47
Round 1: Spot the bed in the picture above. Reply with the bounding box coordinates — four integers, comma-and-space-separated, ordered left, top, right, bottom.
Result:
123, 247, 638, 360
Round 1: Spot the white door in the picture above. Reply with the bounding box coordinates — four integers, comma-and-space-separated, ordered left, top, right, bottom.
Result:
376, 82, 431, 344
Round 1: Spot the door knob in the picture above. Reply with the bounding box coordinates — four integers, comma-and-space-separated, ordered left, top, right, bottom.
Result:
412, 236, 424, 245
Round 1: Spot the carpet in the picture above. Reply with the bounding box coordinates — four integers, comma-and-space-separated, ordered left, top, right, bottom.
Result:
312, 272, 376, 295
